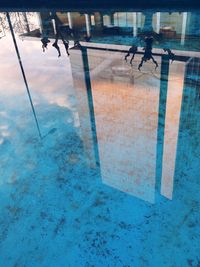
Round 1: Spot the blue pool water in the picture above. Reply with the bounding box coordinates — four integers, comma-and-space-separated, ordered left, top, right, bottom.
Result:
0, 11, 200, 267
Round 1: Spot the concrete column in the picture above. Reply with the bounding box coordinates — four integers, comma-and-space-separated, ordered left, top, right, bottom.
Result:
181, 12, 187, 45
40, 12, 54, 36
67, 12, 73, 29
110, 13, 114, 25
51, 18, 56, 35
156, 12, 160, 34
107, 15, 111, 25
94, 12, 104, 30
138, 12, 142, 28
133, 12, 137, 37
161, 61, 185, 200
69, 48, 99, 168
85, 14, 91, 37
37, 12, 43, 32
143, 11, 154, 32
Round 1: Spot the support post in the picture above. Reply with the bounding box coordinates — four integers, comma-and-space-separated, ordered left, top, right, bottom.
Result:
138, 12, 142, 28
156, 12, 160, 34
85, 14, 91, 37
67, 12, 73, 29
181, 12, 187, 45
133, 12, 137, 37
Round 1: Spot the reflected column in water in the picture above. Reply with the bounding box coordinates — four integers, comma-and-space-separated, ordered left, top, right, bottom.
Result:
137, 12, 142, 29
40, 11, 54, 37
87, 48, 161, 203
94, 12, 104, 30
142, 11, 154, 32
69, 47, 98, 168
133, 12, 137, 37
156, 12, 160, 34
161, 60, 185, 199
67, 12, 73, 29
173, 58, 200, 200
181, 12, 188, 46
85, 14, 91, 37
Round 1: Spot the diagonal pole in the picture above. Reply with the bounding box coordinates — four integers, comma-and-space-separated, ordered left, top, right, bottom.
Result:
6, 12, 42, 140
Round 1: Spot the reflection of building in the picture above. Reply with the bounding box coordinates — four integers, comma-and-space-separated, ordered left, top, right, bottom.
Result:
69, 43, 192, 203
57, 11, 200, 46
24, 11, 200, 50
171, 57, 200, 201
69, 48, 98, 168
70, 47, 160, 202
160, 61, 185, 199
178, 57, 200, 136
11, 11, 200, 203
88, 49, 161, 203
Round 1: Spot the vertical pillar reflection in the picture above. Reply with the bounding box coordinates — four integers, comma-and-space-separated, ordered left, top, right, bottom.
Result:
133, 12, 137, 37
181, 12, 187, 45
67, 12, 73, 29
156, 12, 160, 34
138, 12, 142, 28
69, 48, 99, 168
85, 14, 91, 37
87, 49, 160, 203
51, 18, 56, 35
161, 61, 185, 199
37, 12, 43, 32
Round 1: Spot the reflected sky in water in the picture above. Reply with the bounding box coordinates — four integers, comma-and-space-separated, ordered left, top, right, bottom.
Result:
0, 11, 200, 267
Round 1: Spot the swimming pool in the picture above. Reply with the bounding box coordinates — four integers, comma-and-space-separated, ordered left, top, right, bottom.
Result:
0, 10, 200, 267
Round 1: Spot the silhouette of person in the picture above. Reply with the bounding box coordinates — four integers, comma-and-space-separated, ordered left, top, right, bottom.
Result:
138, 36, 158, 70
52, 36, 61, 57
63, 40, 70, 56
163, 48, 175, 63
51, 13, 72, 57
84, 35, 91, 42
44, 12, 82, 57
74, 40, 82, 48
144, 36, 154, 50
41, 37, 50, 52
124, 45, 138, 65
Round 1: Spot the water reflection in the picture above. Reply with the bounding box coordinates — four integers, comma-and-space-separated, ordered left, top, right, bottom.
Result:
69, 45, 192, 203
1, 11, 200, 267
161, 61, 185, 199
1, 11, 200, 204
2, 11, 200, 51
65, 31, 198, 203
23, 11, 200, 51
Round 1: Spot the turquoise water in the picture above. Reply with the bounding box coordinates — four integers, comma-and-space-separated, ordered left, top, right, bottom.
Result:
0, 11, 200, 267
